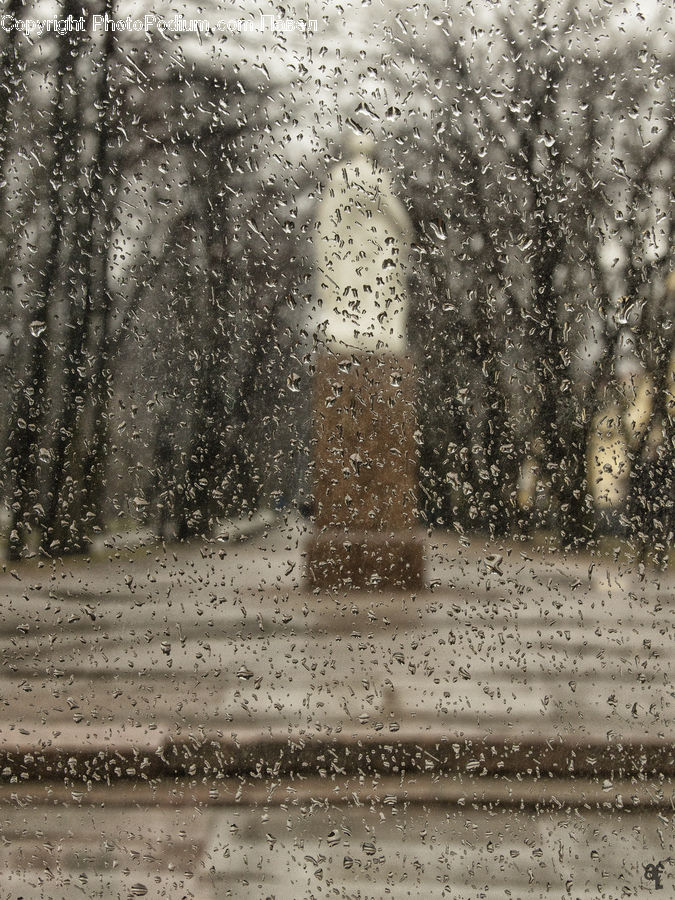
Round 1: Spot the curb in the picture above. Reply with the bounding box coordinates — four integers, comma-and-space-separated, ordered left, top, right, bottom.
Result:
2, 730, 673, 785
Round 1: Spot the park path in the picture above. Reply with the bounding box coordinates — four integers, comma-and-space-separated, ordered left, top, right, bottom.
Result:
0, 519, 673, 897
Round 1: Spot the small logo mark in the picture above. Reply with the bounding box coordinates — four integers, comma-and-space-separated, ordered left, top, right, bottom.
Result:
643, 858, 672, 890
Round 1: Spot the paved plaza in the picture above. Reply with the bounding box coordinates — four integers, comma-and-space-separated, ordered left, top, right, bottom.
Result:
2, 792, 674, 898
0, 518, 673, 896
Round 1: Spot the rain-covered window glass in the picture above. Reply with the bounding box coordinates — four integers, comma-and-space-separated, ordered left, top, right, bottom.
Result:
0, 1, 673, 896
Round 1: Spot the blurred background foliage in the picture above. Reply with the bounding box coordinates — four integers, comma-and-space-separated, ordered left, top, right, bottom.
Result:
0, 0, 672, 564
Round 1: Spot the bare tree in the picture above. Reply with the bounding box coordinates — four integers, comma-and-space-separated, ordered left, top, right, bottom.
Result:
384, 0, 673, 548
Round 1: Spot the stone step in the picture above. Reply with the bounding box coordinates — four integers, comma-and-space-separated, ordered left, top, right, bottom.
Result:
1, 729, 674, 786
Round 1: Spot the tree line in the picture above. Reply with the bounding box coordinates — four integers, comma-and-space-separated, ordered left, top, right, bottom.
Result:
0, 1, 672, 565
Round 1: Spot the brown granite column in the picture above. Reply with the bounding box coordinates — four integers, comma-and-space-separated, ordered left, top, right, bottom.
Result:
306, 351, 424, 590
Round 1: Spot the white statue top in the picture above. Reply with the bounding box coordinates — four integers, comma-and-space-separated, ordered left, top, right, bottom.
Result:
311, 134, 413, 353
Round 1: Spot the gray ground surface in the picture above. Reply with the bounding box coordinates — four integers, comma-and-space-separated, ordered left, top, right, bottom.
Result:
1, 520, 672, 743
0, 519, 673, 896
1, 790, 673, 898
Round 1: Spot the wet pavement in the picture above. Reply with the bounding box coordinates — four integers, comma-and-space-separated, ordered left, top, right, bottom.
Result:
1, 519, 672, 746
0, 518, 673, 896
2, 785, 674, 898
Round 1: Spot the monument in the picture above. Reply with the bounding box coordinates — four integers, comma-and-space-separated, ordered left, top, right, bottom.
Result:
305, 134, 424, 589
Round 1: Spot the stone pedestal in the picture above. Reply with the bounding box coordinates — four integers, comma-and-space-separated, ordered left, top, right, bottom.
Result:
306, 352, 424, 590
